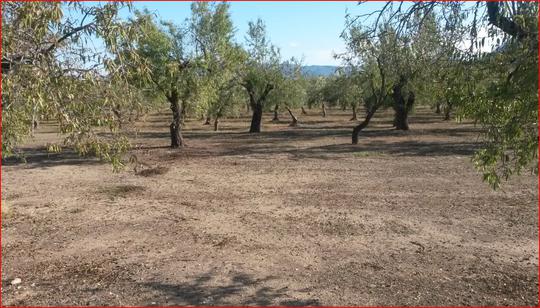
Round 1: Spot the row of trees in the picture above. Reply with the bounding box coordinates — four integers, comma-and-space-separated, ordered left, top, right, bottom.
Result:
338, 1, 538, 188
2, 2, 309, 155
2, 1, 537, 188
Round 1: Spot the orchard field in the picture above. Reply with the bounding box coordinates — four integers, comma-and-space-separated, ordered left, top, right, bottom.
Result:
2, 1, 538, 306
2, 107, 537, 306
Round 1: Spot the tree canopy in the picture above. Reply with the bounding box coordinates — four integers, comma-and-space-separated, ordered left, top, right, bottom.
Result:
341, 1, 538, 188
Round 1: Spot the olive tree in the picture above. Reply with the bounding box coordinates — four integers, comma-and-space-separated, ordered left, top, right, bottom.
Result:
353, 1, 538, 188
189, 2, 246, 131
241, 18, 282, 133
2, 2, 145, 168
268, 57, 306, 125
126, 11, 199, 148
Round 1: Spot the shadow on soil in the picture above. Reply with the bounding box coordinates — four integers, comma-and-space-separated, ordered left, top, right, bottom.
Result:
144, 126, 481, 161
139, 271, 320, 306
4, 113, 483, 169
2, 148, 101, 169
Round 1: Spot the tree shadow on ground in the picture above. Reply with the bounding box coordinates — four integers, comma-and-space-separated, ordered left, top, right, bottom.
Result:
138, 271, 320, 306
294, 140, 481, 159
165, 126, 481, 159
6, 114, 483, 169
2, 148, 101, 169
193, 140, 481, 160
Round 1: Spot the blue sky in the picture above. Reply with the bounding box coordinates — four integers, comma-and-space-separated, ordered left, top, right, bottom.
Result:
123, 1, 384, 66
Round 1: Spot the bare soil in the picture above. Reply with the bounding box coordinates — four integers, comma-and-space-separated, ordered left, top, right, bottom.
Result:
2, 108, 538, 306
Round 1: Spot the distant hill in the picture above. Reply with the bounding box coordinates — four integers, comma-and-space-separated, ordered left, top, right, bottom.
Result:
301, 65, 338, 77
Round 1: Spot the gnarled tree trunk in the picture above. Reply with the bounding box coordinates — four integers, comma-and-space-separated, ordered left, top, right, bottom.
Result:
214, 116, 220, 131
393, 81, 414, 131
168, 90, 184, 148
444, 98, 452, 121
350, 105, 358, 121
286, 107, 298, 127
249, 103, 263, 133
352, 108, 377, 144
272, 104, 279, 122
246, 83, 274, 133
203, 116, 211, 125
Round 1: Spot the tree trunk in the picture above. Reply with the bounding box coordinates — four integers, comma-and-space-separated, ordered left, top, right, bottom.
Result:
301, 106, 308, 115
31, 105, 38, 136
394, 108, 409, 130
435, 102, 441, 114
203, 116, 211, 125
249, 104, 263, 133
444, 109, 451, 121
352, 108, 377, 144
322, 103, 327, 117
112, 106, 122, 128
214, 116, 220, 131
486, 2, 527, 40
350, 105, 358, 121
245, 82, 273, 133
286, 107, 298, 127
168, 91, 184, 148
393, 82, 414, 131
444, 98, 452, 121
180, 104, 186, 126
31, 115, 37, 137
272, 104, 279, 122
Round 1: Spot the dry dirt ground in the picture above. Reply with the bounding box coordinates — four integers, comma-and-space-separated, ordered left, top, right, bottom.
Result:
2, 108, 538, 306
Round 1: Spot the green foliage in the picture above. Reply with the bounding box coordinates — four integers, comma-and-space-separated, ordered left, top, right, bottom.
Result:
267, 57, 307, 110
305, 77, 327, 108
464, 42, 538, 189
242, 18, 282, 108
442, 2, 538, 188
346, 1, 538, 188
129, 10, 196, 105
2, 2, 145, 169
190, 2, 247, 119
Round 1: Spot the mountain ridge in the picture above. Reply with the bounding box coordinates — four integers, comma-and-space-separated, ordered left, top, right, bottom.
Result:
301, 65, 338, 77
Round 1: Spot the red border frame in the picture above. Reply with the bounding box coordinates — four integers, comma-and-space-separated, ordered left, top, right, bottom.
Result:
0, 1, 538, 307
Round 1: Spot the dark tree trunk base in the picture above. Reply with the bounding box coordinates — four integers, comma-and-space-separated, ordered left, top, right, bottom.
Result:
352, 110, 376, 144
272, 104, 279, 122
214, 117, 220, 131
444, 99, 452, 121
394, 114, 409, 130
350, 106, 358, 121
393, 86, 414, 131
249, 105, 263, 133
444, 110, 451, 121
286, 107, 298, 127
170, 123, 185, 148
168, 91, 185, 148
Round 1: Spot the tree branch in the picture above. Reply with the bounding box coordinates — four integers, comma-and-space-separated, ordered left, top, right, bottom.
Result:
44, 23, 95, 54
486, 1, 527, 40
